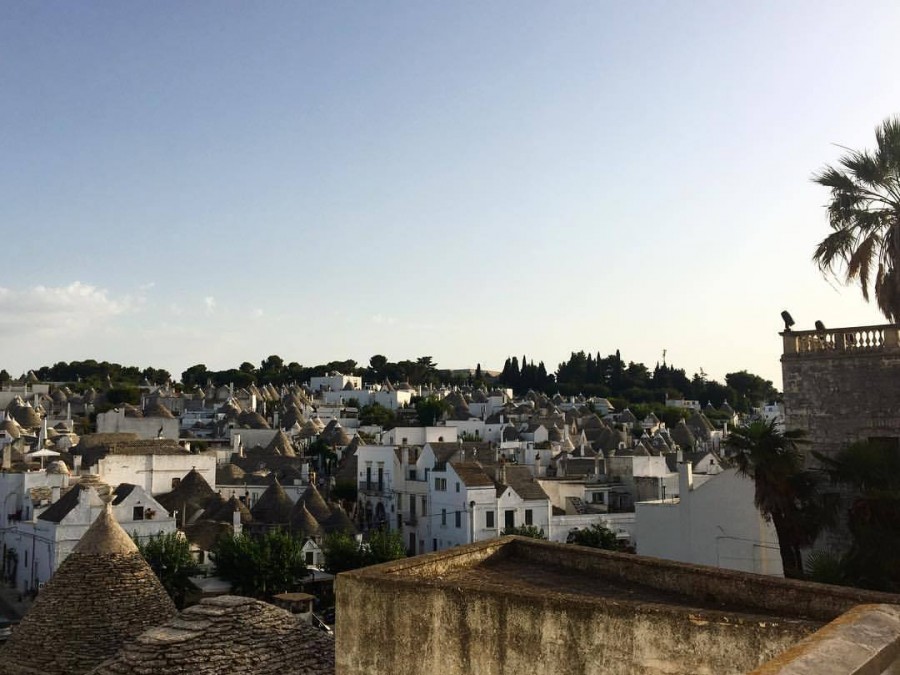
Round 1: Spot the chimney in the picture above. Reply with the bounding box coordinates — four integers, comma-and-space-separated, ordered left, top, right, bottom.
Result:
232, 506, 242, 536
594, 453, 601, 478
676, 448, 683, 463
51, 486, 60, 503
679, 461, 693, 497
499, 456, 507, 485
73, 455, 82, 474
401, 446, 409, 470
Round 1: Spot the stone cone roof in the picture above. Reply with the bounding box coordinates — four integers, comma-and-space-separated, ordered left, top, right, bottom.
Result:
265, 430, 296, 457
237, 411, 270, 429
144, 401, 175, 419
0, 507, 176, 675
300, 484, 332, 524
156, 469, 217, 521
670, 419, 697, 450
13, 403, 42, 429
90, 595, 334, 675
321, 502, 357, 535
250, 479, 294, 524
211, 495, 253, 525
290, 502, 323, 539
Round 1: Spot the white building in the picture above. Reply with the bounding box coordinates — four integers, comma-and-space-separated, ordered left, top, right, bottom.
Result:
92, 445, 217, 497
96, 407, 180, 440
356, 440, 552, 555
4, 482, 175, 594
309, 373, 362, 393
380, 426, 457, 446
634, 464, 783, 576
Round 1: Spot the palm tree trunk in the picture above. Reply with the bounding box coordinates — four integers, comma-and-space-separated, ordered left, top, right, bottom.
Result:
772, 512, 804, 579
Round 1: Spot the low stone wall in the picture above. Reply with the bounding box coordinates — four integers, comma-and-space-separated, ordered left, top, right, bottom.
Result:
336, 538, 900, 675
513, 538, 900, 622
753, 604, 900, 675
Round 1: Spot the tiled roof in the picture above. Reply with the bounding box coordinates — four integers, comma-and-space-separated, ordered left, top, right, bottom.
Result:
37, 484, 85, 523
450, 462, 494, 488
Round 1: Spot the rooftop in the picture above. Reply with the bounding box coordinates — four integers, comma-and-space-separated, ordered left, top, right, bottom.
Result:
336, 537, 900, 675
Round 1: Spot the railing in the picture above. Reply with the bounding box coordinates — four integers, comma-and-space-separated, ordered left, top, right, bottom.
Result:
782, 324, 900, 356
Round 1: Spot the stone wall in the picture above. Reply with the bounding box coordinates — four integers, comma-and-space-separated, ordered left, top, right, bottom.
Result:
781, 337, 900, 461
336, 538, 900, 675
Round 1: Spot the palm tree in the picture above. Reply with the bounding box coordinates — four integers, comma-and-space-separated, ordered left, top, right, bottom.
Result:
813, 116, 900, 322
726, 421, 827, 579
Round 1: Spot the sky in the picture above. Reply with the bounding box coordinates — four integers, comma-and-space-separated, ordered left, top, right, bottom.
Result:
1, 2, 898, 388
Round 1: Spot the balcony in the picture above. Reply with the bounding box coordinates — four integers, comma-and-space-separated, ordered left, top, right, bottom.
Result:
359, 483, 389, 497
782, 323, 900, 357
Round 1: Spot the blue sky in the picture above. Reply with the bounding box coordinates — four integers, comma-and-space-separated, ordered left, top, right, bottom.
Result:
1, 2, 897, 387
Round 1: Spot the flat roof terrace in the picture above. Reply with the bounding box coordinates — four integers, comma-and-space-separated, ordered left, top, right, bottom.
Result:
336, 537, 900, 675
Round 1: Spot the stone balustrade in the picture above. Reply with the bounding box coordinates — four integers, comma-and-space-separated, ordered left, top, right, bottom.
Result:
782, 324, 900, 356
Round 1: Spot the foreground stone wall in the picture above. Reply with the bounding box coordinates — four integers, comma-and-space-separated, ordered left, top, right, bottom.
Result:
336, 539, 900, 675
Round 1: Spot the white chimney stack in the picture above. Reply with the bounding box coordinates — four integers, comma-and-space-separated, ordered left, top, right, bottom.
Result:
232, 507, 242, 536
678, 461, 693, 497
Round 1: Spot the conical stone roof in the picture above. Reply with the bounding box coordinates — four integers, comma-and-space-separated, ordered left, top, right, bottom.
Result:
90, 595, 334, 675
321, 502, 357, 535
0, 507, 176, 674
300, 484, 332, 524
156, 469, 217, 521
290, 502, 323, 539
211, 495, 253, 525
265, 429, 296, 457
250, 480, 294, 524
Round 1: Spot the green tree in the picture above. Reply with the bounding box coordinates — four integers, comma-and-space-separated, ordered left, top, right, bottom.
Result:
359, 403, 396, 428
212, 530, 307, 598
726, 421, 829, 579
414, 396, 450, 426
501, 525, 546, 539
322, 531, 366, 574
135, 531, 199, 608
566, 523, 620, 550
366, 528, 407, 563
814, 440, 900, 592
322, 529, 407, 574
813, 117, 900, 321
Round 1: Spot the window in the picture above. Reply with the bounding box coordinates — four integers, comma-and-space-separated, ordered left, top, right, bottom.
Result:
421, 496, 427, 516
377, 467, 384, 492
398, 494, 403, 509
435, 477, 447, 491
366, 466, 372, 490
441, 508, 447, 526
486, 510, 495, 529
432, 538, 437, 552
397, 514, 402, 529
171, 477, 181, 489
24, 550, 28, 567
592, 492, 605, 504
305, 552, 314, 565
132, 506, 145, 521
409, 469, 417, 480
525, 509, 533, 526
455, 511, 462, 528
504, 509, 515, 529
455, 482, 460, 493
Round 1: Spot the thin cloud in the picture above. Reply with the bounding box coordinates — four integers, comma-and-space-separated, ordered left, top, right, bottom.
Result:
0, 282, 129, 336
204, 296, 217, 314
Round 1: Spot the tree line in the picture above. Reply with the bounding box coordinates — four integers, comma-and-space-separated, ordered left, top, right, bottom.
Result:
10, 350, 779, 412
